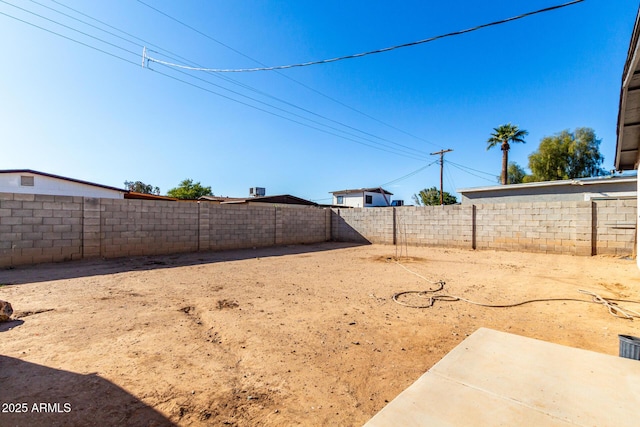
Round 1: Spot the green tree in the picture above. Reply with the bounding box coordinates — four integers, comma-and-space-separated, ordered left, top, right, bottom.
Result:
166, 179, 213, 200
527, 128, 608, 181
124, 180, 160, 195
412, 187, 457, 206
487, 123, 528, 185
498, 162, 528, 184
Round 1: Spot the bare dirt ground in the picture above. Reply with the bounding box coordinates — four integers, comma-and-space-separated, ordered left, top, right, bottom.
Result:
1, 242, 640, 426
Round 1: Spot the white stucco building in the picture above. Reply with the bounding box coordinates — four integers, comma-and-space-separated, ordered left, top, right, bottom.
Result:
331, 188, 393, 208
0, 169, 126, 199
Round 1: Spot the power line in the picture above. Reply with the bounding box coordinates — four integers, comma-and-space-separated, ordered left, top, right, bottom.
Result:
27, 0, 143, 49
149, 61, 431, 161
3, 4, 503, 193
145, 49, 433, 157
444, 162, 457, 192
0, 0, 140, 58
148, 68, 433, 161
135, 0, 444, 150
446, 161, 497, 183
41, 0, 433, 158
309, 159, 439, 203
0, 4, 433, 162
379, 160, 439, 188
446, 160, 496, 177
0, 9, 139, 67
143, 0, 584, 73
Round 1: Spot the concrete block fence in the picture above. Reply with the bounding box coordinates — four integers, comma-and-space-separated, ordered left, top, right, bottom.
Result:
0, 192, 636, 267
331, 199, 637, 256
0, 193, 330, 267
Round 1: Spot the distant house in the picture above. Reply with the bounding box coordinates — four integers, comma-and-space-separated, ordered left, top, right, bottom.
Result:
199, 194, 318, 207
457, 176, 636, 205
0, 169, 126, 199
331, 188, 393, 208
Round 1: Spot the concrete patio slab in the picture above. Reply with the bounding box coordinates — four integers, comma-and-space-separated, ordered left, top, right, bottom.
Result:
364, 328, 640, 427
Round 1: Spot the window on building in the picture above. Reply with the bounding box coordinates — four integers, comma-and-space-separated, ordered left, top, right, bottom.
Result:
336, 196, 344, 204
365, 195, 373, 204
20, 176, 34, 186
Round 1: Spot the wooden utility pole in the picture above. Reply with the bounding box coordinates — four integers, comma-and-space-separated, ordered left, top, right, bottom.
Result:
430, 149, 453, 205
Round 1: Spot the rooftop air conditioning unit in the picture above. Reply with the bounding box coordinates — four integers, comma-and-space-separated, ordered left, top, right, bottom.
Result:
249, 187, 266, 197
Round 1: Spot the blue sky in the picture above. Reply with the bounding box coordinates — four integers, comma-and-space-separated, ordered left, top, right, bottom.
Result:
0, 0, 637, 203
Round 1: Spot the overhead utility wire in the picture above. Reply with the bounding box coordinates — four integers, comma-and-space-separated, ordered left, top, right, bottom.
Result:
3, 4, 429, 162
447, 160, 496, 177
44, 0, 432, 158
145, 48, 432, 157
50, 0, 168, 50
135, 0, 443, 150
27, 0, 143, 50
149, 61, 431, 161
143, 0, 584, 73
447, 161, 496, 183
0, 9, 138, 67
147, 66, 430, 161
0, 0, 140, 58
310, 159, 440, 203
445, 163, 457, 191
380, 160, 439, 188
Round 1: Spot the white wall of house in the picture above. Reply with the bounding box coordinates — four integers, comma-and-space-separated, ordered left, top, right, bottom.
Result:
333, 191, 391, 207
0, 172, 125, 198
365, 191, 391, 207
333, 193, 364, 208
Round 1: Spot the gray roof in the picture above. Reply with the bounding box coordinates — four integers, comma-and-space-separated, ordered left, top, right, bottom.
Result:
457, 176, 637, 194
330, 187, 393, 195
200, 194, 317, 206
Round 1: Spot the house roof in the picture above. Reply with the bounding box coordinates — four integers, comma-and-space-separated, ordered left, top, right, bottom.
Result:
200, 194, 318, 206
125, 192, 178, 201
199, 196, 245, 203
615, 6, 640, 170
457, 175, 637, 194
330, 187, 393, 195
0, 169, 126, 193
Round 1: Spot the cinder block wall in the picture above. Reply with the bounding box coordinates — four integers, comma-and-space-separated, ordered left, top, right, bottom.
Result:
280, 206, 330, 245
0, 193, 83, 266
593, 199, 637, 256
0, 194, 331, 267
332, 208, 394, 244
206, 204, 277, 251
474, 202, 592, 255
395, 205, 473, 248
331, 200, 637, 256
98, 199, 199, 258
2, 193, 637, 267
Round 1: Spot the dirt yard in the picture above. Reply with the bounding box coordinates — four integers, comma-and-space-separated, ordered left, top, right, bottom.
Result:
1, 242, 640, 426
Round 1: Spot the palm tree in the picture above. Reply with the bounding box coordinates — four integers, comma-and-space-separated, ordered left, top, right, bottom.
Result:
487, 123, 528, 185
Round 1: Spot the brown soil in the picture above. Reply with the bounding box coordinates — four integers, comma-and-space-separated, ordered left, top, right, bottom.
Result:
1, 242, 640, 426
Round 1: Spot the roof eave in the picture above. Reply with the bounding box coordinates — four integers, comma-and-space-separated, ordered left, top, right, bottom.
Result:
615, 6, 640, 171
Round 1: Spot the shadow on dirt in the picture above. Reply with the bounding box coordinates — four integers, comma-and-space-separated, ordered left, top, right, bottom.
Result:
0, 355, 176, 426
0, 242, 366, 285
0, 319, 24, 332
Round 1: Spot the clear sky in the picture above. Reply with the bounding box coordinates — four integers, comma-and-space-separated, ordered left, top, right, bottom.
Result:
0, 0, 637, 203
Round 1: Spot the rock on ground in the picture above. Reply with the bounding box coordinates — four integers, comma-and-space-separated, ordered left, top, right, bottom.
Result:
0, 300, 13, 322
